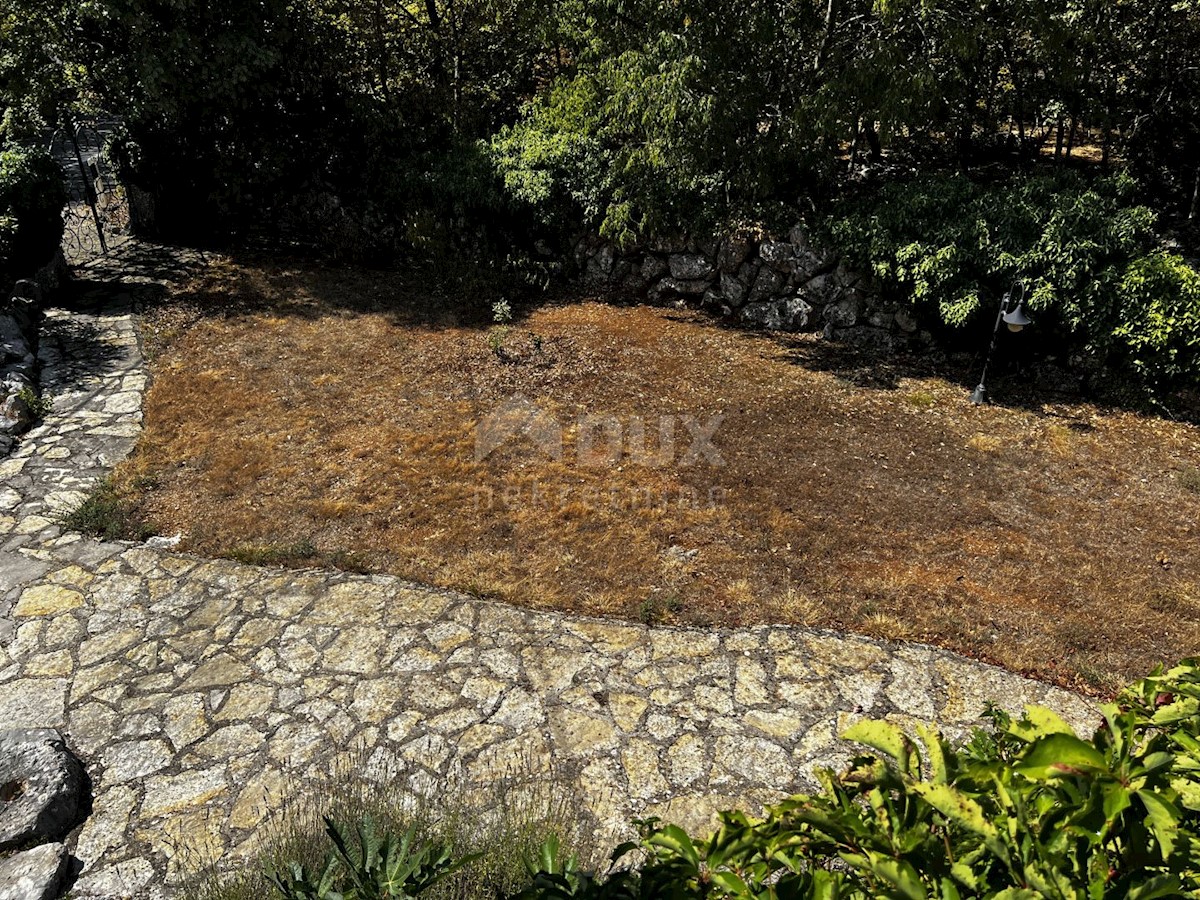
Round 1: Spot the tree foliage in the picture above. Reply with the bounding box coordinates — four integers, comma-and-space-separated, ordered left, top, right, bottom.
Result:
1, 0, 1198, 387
0, 145, 65, 290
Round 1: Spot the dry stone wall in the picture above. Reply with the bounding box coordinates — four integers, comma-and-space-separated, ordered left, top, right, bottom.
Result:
1, 282, 45, 457
1, 251, 69, 458
573, 227, 927, 349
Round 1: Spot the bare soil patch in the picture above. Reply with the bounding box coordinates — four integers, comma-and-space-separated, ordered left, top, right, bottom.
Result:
120, 257, 1200, 694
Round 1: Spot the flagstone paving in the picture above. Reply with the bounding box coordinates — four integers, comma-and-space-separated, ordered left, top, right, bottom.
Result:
0, 246, 1099, 899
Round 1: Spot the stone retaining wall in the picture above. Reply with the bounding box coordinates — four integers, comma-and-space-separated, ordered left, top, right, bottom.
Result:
1, 250, 69, 457
572, 227, 929, 349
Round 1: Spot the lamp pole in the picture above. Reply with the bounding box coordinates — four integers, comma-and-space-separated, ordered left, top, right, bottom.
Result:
970, 281, 1031, 405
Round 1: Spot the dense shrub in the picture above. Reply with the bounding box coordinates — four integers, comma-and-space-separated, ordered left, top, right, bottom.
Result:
830, 172, 1200, 393
0, 144, 65, 290
63, 0, 563, 256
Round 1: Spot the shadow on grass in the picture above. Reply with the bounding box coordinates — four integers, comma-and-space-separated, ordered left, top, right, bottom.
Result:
133, 245, 545, 333
718, 312, 1200, 426
112, 239, 1200, 425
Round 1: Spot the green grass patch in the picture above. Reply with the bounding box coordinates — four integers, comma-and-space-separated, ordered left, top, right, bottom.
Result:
226, 541, 318, 567
904, 389, 938, 410
60, 478, 154, 541
1180, 467, 1200, 494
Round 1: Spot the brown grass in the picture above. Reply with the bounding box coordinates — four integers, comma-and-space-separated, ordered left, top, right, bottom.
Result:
121, 256, 1200, 695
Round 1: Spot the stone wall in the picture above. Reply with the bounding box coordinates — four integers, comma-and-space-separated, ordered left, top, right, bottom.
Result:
1, 250, 68, 456
572, 226, 927, 349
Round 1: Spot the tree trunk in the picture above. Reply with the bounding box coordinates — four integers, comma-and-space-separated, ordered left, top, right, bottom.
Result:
1014, 69, 1026, 146
372, 0, 391, 101
864, 120, 882, 161
447, 0, 461, 133
423, 0, 442, 35
814, 0, 840, 73
846, 117, 861, 174
1190, 166, 1200, 220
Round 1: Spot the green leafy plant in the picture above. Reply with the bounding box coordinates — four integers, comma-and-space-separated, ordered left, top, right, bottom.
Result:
180, 753, 591, 900
268, 816, 478, 900
636, 594, 682, 625
488, 326, 511, 357
492, 299, 514, 324
15, 385, 52, 420
485, 298, 515, 356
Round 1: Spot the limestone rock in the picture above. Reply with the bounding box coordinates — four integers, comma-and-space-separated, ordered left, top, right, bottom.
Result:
828, 325, 895, 352
740, 297, 813, 332
716, 236, 753, 273
649, 277, 710, 299
639, 256, 668, 283
0, 393, 34, 435
759, 241, 796, 273
823, 293, 864, 328
0, 730, 84, 849
894, 308, 919, 333
796, 273, 839, 306
584, 245, 615, 283
668, 254, 713, 281
0, 842, 69, 900
788, 225, 827, 273
746, 266, 785, 304
718, 273, 746, 307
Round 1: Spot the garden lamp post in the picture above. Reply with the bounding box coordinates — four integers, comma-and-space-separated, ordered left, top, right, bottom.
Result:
970, 281, 1031, 405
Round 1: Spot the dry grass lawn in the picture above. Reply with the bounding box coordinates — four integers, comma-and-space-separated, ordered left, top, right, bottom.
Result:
118, 256, 1200, 694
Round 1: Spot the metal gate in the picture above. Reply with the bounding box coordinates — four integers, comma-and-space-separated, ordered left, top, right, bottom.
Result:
47, 118, 130, 264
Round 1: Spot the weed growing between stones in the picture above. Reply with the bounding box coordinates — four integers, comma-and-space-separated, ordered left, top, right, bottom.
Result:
60, 477, 154, 541
15, 386, 53, 421
637, 594, 682, 625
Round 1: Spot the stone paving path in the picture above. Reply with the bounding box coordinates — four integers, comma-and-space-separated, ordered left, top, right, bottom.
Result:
0, 246, 1099, 898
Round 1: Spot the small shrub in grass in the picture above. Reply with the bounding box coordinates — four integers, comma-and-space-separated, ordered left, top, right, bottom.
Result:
1179, 467, 1200, 494
518, 659, 1200, 898
637, 594, 682, 625
61, 478, 154, 541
